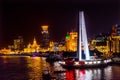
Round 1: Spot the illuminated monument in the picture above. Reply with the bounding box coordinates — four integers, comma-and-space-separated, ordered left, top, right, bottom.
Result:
60, 11, 112, 69
78, 11, 90, 61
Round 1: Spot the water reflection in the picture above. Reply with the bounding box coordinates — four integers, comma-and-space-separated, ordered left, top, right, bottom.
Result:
27, 57, 51, 80
0, 56, 119, 80
66, 70, 75, 80
65, 66, 112, 80
0, 56, 51, 80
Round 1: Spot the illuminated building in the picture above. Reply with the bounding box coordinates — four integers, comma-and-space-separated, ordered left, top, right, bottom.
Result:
18, 36, 24, 50
108, 36, 120, 53
7, 36, 24, 52
49, 41, 66, 52
65, 32, 78, 51
91, 25, 120, 57
58, 42, 66, 52
49, 42, 59, 52
49, 41, 55, 52
91, 33, 110, 57
14, 39, 21, 50
41, 25, 50, 49
108, 25, 120, 53
0, 48, 11, 54
24, 37, 40, 53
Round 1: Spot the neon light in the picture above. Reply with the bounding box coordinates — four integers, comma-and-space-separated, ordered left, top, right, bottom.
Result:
66, 35, 70, 39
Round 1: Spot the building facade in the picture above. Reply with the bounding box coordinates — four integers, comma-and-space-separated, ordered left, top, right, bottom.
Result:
91, 25, 120, 57
24, 37, 40, 53
41, 25, 50, 49
65, 32, 78, 51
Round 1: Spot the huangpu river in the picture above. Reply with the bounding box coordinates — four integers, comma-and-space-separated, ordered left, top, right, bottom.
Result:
0, 56, 120, 80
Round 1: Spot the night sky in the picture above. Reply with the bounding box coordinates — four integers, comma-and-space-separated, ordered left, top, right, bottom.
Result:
1, 0, 120, 48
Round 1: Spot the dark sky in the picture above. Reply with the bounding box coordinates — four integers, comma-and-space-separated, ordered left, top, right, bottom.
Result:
1, 0, 120, 48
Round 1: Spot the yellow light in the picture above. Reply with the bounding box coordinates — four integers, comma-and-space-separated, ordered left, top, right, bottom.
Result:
41, 25, 48, 31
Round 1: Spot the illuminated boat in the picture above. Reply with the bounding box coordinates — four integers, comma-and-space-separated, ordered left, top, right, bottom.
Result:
59, 58, 112, 69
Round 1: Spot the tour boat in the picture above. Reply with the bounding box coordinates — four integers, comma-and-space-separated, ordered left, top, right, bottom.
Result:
59, 58, 112, 69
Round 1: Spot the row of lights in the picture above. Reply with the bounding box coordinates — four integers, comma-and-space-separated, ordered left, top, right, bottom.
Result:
59, 59, 112, 65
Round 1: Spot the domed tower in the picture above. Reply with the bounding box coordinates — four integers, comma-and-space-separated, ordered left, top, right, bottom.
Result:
41, 25, 50, 49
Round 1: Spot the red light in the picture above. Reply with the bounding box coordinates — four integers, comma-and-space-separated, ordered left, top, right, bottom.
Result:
80, 70, 85, 74
66, 70, 75, 80
79, 61, 85, 65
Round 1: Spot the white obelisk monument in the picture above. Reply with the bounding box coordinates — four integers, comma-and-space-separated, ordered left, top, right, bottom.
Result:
79, 11, 90, 61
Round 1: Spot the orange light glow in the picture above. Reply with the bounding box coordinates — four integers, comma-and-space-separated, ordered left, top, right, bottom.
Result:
41, 25, 48, 31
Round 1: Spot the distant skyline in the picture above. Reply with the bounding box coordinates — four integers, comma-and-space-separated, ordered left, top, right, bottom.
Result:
1, 0, 120, 48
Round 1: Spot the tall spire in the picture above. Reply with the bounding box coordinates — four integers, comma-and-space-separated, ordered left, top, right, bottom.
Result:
33, 37, 37, 46
79, 11, 90, 61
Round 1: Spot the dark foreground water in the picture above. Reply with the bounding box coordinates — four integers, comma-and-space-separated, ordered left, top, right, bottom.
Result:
0, 56, 120, 80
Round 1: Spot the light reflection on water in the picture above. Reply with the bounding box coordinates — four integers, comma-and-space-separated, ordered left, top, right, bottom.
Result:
0, 56, 51, 80
0, 56, 120, 80
74, 66, 112, 80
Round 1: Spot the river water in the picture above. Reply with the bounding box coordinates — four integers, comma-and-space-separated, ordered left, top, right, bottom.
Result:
0, 56, 120, 80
